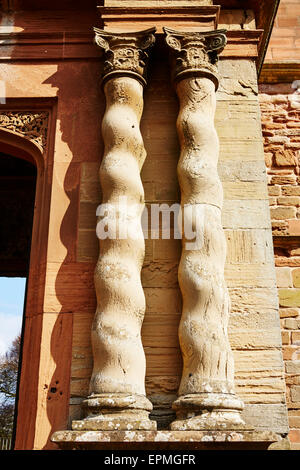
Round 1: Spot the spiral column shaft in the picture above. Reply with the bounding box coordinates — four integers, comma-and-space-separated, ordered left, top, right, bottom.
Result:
72, 28, 156, 431
164, 28, 246, 431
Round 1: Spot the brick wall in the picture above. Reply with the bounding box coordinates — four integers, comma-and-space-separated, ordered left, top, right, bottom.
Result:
259, 84, 300, 447
265, 0, 300, 62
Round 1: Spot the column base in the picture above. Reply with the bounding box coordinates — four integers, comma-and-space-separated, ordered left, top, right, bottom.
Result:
170, 393, 247, 431
72, 393, 156, 431
51, 430, 286, 450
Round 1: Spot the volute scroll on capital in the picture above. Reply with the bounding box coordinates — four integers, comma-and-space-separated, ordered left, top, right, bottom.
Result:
163, 27, 227, 89
94, 27, 156, 86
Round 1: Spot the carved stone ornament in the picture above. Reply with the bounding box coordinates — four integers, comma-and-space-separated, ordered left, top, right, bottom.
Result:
71, 28, 157, 432
94, 27, 156, 86
0, 111, 48, 151
163, 27, 227, 88
164, 28, 248, 431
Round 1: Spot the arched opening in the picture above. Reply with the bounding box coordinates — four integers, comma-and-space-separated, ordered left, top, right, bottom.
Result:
0, 146, 37, 449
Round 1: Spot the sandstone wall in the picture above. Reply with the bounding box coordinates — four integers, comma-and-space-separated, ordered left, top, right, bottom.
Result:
0, 5, 289, 449
259, 85, 300, 447
265, 0, 300, 63
70, 53, 288, 437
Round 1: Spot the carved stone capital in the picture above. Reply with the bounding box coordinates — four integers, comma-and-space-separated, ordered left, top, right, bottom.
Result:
163, 27, 227, 88
94, 27, 156, 86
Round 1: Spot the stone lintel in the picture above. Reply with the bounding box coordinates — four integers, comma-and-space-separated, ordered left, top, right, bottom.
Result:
98, 6, 220, 33
51, 430, 285, 450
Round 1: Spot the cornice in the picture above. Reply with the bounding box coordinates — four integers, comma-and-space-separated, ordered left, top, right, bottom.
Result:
0, 31, 101, 60
0, 28, 263, 61
259, 62, 300, 84
97, 2, 278, 72
0, 2, 275, 66
98, 6, 220, 33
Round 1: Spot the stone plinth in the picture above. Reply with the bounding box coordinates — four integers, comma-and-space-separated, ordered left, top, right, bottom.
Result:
51, 430, 286, 450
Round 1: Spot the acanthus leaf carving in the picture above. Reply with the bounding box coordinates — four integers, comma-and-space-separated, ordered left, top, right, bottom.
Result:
163, 27, 227, 88
94, 27, 156, 86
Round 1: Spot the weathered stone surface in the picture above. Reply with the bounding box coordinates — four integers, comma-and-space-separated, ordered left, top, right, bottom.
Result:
222, 200, 272, 229
288, 220, 300, 236
282, 331, 290, 345
51, 429, 282, 451
291, 386, 300, 402
270, 206, 297, 220
225, 229, 273, 264
277, 196, 300, 207
284, 318, 300, 330
276, 267, 293, 288
282, 185, 300, 196
164, 28, 244, 431
274, 149, 297, 166
222, 181, 268, 200
268, 185, 281, 196
241, 404, 289, 435
279, 289, 300, 308
228, 287, 279, 315
216, 103, 262, 141
218, 160, 267, 182
217, 60, 258, 101
286, 361, 300, 375
233, 350, 286, 404
224, 263, 276, 288
292, 268, 300, 288
291, 331, 300, 345
219, 140, 265, 162
76, 28, 157, 431
228, 316, 282, 349
279, 308, 299, 319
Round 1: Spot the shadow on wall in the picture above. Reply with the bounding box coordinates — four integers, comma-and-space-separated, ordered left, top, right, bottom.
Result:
41, 60, 104, 449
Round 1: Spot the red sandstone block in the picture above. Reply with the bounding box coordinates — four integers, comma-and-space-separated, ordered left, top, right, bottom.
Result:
282, 5, 300, 15
289, 220, 300, 235
272, 221, 288, 236
288, 415, 300, 429
265, 152, 273, 167
270, 206, 297, 220
292, 331, 300, 344
274, 149, 297, 166
279, 308, 299, 318
283, 346, 300, 360
266, 122, 287, 129
272, 48, 300, 60
275, 256, 300, 267
271, 27, 297, 37
277, 196, 300, 206
277, 17, 299, 28
270, 175, 297, 185
289, 429, 300, 443
268, 185, 281, 196
282, 330, 291, 345
265, 50, 273, 61
269, 37, 295, 47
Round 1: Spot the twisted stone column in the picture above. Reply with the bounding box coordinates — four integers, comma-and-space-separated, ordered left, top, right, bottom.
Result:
164, 28, 246, 431
72, 28, 156, 431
